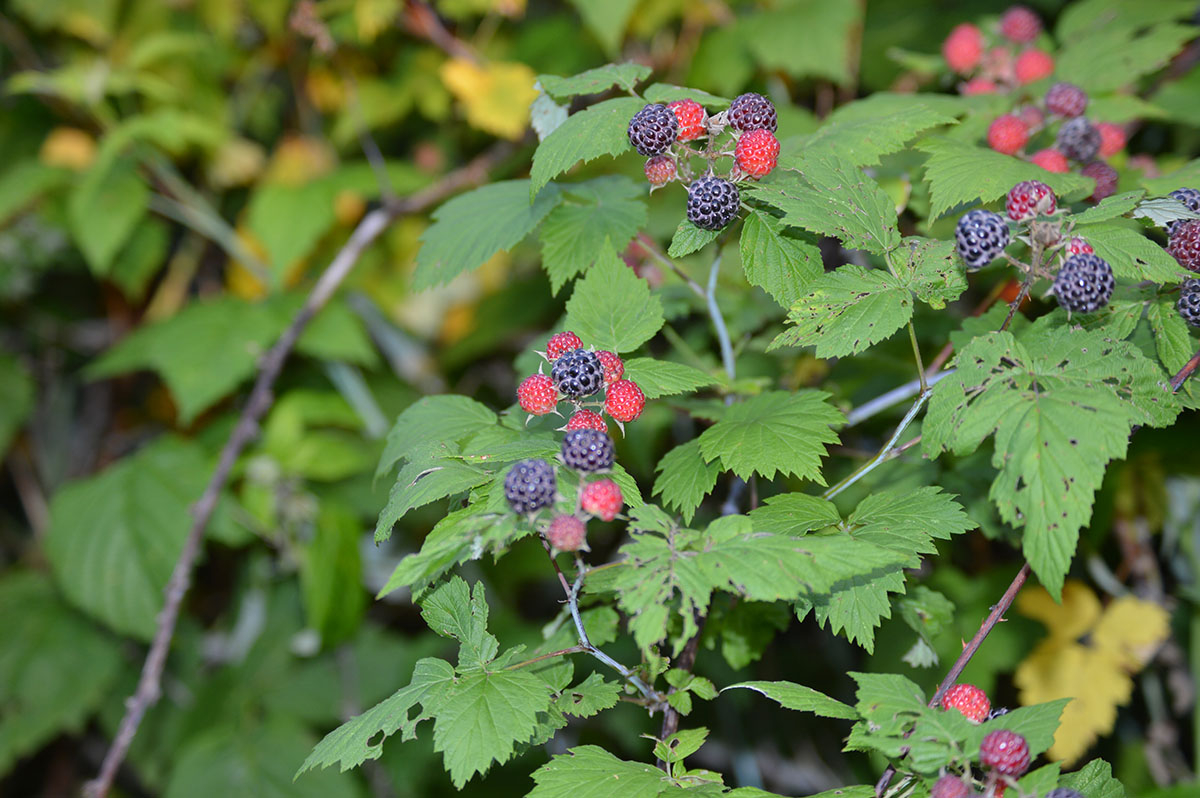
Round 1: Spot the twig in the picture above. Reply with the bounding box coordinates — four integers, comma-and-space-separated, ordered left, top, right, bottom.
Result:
906, 320, 928, 394
505, 645, 587, 671
1170, 347, 1200, 392
823, 391, 929, 502
845, 370, 954, 428
403, 0, 479, 63
875, 563, 1032, 797
636, 233, 705, 298
1000, 276, 1034, 333
706, 253, 736, 383
85, 143, 512, 798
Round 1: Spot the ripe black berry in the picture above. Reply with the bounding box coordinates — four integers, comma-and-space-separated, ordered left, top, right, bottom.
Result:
955, 209, 1010, 270
1057, 117, 1101, 162
687, 176, 740, 231
1166, 187, 1200, 236
1178, 279, 1200, 328
1053, 253, 1115, 313
728, 92, 778, 132
551, 349, 604, 399
1045, 790, 1086, 798
560, 429, 614, 473
1169, 220, 1200, 272
628, 104, 678, 157
504, 458, 557, 514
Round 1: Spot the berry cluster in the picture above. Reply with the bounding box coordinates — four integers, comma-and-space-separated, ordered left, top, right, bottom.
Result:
942, 6, 1051, 91
517, 330, 645, 430
628, 92, 780, 231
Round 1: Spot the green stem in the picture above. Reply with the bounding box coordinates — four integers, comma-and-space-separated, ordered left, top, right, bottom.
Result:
906, 320, 928, 394
822, 391, 929, 501
505, 645, 586, 671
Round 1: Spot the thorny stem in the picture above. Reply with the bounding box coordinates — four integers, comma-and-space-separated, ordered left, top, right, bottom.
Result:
822, 391, 929, 502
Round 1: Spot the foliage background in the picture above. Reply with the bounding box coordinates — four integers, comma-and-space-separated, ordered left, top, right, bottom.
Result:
2, 0, 1200, 796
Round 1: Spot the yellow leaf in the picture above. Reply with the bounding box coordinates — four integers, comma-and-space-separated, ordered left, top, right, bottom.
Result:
355, 0, 400, 43
1017, 579, 1100, 640
440, 59, 537, 140
209, 137, 265, 188
1092, 595, 1169, 670
39, 127, 96, 172
263, 136, 336, 186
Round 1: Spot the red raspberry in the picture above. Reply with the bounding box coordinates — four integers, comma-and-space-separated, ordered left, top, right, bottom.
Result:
940, 683, 991, 723
1067, 237, 1094, 255
580, 478, 623, 521
931, 774, 971, 798
1082, 161, 1119, 202
1045, 82, 1087, 117
987, 115, 1029, 155
566, 409, 607, 433
1096, 122, 1126, 157
1014, 49, 1054, 84
546, 515, 587, 551
1031, 148, 1069, 173
595, 350, 624, 383
1000, 6, 1041, 43
943, 23, 984, 74
735, 128, 780, 177
546, 331, 583, 361
668, 99, 706, 142
979, 729, 1030, 776
1017, 105, 1044, 129
961, 78, 997, 96
644, 155, 676, 186
604, 379, 645, 423
518, 373, 559, 415
1168, 219, 1200, 272
1006, 180, 1056, 220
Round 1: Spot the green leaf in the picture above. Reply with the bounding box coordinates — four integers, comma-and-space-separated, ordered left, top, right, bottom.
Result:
723, 681, 857, 719
798, 569, 906, 653
1070, 190, 1145, 224
420, 577, 500, 668
540, 176, 646, 293
0, 353, 33, 455
652, 440, 721, 524
539, 63, 651, 100
378, 505, 520, 598
668, 218, 722, 258
895, 236, 969, 309
966, 700, 1070, 760
740, 0, 861, 84
375, 455, 492, 541
0, 161, 70, 226
916, 137, 1093, 221
566, 0, 639, 56
623, 357, 716, 399
44, 437, 229, 639
1057, 0, 1195, 39
1059, 759, 1127, 798
414, 180, 562, 289
748, 154, 899, 254
1143, 158, 1200, 196
643, 83, 731, 109
0, 573, 122, 773
747, 493, 841, 535
801, 100, 958, 166
530, 97, 646, 197
923, 324, 1181, 595
377, 395, 497, 479
847, 487, 975, 566
68, 155, 148, 275
1131, 195, 1200, 229
557, 673, 621, 718
299, 503, 366, 646
172, 720, 357, 798
1073, 221, 1193, 283
246, 182, 336, 286
1148, 294, 1195, 375
698, 391, 843, 482
564, 247, 664, 353
1056, 23, 1196, 94
739, 211, 823, 308
528, 745, 669, 798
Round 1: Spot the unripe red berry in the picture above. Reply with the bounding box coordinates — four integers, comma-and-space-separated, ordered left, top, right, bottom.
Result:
668, 99, 707, 142
1000, 6, 1042, 43
546, 515, 587, 551
1014, 49, 1054, 84
604, 379, 646, 423
941, 683, 991, 723
518, 373, 558, 415
1031, 148, 1069, 173
580, 479, 623, 522
1096, 122, 1126, 157
943, 23, 984, 74
987, 115, 1029, 155
644, 156, 676, 186
735, 128, 780, 177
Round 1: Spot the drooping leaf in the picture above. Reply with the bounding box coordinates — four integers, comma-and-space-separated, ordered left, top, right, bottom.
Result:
846, 487, 975, 566
246, 181, 337, 285
375, 454, 493, 541
739, 211, 823, 308
566, 0, 639, 56
722, 681, 856, 719
668, 218, 723, 258
739, 0, 861, 84
530, 97, 645, 196
540, 176, 646, 292
564, 246, 664, 353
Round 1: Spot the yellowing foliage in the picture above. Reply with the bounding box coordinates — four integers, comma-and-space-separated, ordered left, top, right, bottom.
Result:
39, 127, 96, 171
1015, 581, 1168, 764
440, 58, 537, 140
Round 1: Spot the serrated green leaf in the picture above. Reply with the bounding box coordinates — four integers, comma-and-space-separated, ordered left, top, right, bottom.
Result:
668, 218, 722, 258
799, 569, 906, 653
0, 353, 33, 455
378, 395, 496, 479
1131, 196, 1200, 229
540, 176, 646, 293
747, 493, 841, 535
566, 0, 638, 55
1071, 191, 1145, 224
847, 487, 975, 565
528, 745, 668, 798
1059, 759, 1127, 798
1143, 159, 1200, 196
531, 97, 645, 197
923, 324, 1181, 595
1074, 221, 1193, 282
564, 246, 664, 353
419, 577, 500, 668
375, 456, 492, 541
698, 391, 842, 482
643, 83, 730, 109
965, 700, 1070, 760
414, 180, 562, 289
723, 681, 856, 719
538, 63, 651, 100
916, 137, 1093, 221
740, 0, 860, 84
1056, 23, 1196, 94
739, 211, 823, 308
557, 673, 621, 718
68, 156, 148, 275
623, 357, 716, 399
801, 101, 958, 166
652, 440, 721, 524
894, 236, 967, 308
768, 265, 911, 357
898, 586, 955, 648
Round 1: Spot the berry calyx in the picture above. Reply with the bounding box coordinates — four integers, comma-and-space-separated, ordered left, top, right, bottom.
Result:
735, 128, 780, 177
595, 350, 624, 384
566, 409, 607, 433
545, 330, 583, 361
1081, 161, 1118, 202
546, 515, 587, 551
930, 774, 971, 798
943, 23, 984, 74
551, 349, 605, 399
1031, 148, 1069, 173
644, 156, 677, 186
1015, 49, 1054, 84
1168, 219, 1200, 272
580, 479, 623, 521
1006, 180, 1056, 221
504, 458, 557, 515
940, 683, 991, 723
1000, 6, 1042, 43
1066, 237, 1094, 255
668, 99, 707, 142
979, 729, 1031, 777
1096, 122, 1126, 157
628, 104, 678, 157
560, 428, 615, 473
518, 373, 558, 415
687, 175, 740, 231
728, 92, 778, 132
605, 379, 646, 424
955, 209, 1011, 270
987, 115, 1029, 155
1045, 82, 1088, 117
1165, 187, 1200, 236
1057, 117, 1101, 162
1053, 253, 1115, 313
1177, 280, 1200, 327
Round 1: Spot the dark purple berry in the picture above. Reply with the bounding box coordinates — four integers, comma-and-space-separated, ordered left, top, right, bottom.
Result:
504, 459, 557, 514
551, 349, 604, 399
686, 175, 740, 230
560, 429, 614, 473
628, 104, 678, 157
1053, 253, 1115, 313
955, 209, 1010, 270
728, 92, 778, 132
